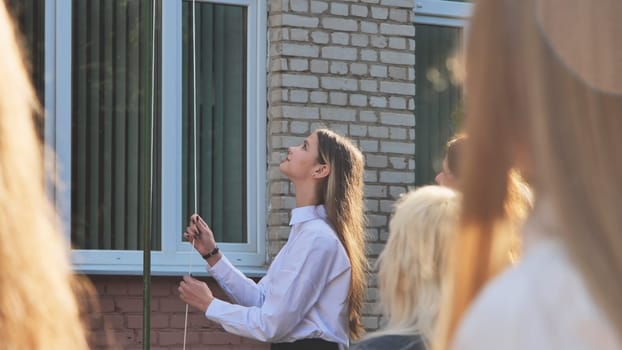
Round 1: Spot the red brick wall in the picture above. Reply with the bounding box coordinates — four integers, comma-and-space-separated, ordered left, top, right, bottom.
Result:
88, 275, 270, 350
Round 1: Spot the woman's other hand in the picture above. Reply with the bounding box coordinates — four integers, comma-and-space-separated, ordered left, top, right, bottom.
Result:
178, 275, 214, 313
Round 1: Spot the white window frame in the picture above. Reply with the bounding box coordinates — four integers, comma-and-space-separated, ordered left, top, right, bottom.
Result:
44, 0, 267, 275
414, 0, 472, 27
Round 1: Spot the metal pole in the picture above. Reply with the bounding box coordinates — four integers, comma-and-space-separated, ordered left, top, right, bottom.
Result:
143, 0, 156, 349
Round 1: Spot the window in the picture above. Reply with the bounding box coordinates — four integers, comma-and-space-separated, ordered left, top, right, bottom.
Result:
70, 0, 163, 252
40, 0, 266, 274
181, 2, 247, 244
414, 0, 471, 185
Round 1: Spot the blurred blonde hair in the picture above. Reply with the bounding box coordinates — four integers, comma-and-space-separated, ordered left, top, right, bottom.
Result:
0, 2, 92, 349
445, 135, 532, 263
367, 186, 459, 346
434, 0, 622, 348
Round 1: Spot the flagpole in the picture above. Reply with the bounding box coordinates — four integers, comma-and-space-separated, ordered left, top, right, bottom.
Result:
143, 0, 156, 349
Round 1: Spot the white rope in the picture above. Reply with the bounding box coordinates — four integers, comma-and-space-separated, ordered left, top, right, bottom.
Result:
183, 0, 199, 349
192, 0, 198, 214
182, 240, 195, 350
149, 0, 156, 216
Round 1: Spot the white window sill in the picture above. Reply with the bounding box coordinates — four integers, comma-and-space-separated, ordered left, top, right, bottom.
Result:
76, 264, 269, 278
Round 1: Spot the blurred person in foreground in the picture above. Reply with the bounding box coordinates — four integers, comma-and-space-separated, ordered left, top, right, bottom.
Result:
352, 186, 460, 350
434, 0, 622, 349
0, 1, 95, 349
436, 134, 532, 263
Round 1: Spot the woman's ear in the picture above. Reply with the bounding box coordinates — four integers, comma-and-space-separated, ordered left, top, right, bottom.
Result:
313, 164, 330, 179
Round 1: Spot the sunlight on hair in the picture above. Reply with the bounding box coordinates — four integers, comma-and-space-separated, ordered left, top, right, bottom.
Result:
426, 67, 449, 92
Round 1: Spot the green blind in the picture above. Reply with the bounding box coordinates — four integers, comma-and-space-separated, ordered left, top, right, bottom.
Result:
415, 24, 463, 186
182, 1, 247, 243
71, 0, 161, 250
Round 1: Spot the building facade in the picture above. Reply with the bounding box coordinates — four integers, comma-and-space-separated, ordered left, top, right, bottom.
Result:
8, 0, 470, 348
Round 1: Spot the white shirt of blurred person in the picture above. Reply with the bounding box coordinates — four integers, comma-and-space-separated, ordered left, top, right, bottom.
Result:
433, 0, 622, 349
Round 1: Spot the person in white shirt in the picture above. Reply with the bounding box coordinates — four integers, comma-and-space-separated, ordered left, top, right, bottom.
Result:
432, 0, 622, 349
178, 129, 367, 350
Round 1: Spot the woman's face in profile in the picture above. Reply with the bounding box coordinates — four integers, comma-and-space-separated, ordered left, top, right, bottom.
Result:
435, 157, 458, 189
279, 132, 321, 181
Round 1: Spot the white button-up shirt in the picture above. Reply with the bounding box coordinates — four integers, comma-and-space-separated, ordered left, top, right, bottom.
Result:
205, 205, 351, 349
452, 204, 621, 350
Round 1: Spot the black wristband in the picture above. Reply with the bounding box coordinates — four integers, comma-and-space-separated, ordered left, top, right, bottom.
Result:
202, 247, 219, 260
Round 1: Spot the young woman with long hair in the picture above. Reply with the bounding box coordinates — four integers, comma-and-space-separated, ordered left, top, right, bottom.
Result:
353, 186, 460, 350
434, 0, 622, 349
0, 1, 94, 349
179, 129, 366, 350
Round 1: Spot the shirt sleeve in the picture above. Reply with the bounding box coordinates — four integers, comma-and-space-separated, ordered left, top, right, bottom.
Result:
207, 255, 265, 307
205, 233, 343, 342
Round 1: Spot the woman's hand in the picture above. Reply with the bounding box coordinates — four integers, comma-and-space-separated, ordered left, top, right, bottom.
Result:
178, 275, 214, 312
184, 214, 217, 257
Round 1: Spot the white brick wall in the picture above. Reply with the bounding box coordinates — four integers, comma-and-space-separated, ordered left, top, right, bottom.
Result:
267, 0, 415, 332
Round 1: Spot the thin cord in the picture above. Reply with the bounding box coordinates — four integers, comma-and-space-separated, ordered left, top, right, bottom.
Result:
183, 1, 199, 349
182, 239, 196, 350
192, 0, 198, 213
149, 0, 156, 216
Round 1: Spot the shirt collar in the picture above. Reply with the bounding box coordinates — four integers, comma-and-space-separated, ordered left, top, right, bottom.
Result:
289, 204, 327, 226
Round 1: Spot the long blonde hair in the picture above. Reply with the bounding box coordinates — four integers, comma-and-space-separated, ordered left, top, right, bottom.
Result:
445, 134, 532, 263
368, 186, 459, 346
316, 129, 367, 340
0, 2, 92, 349
435, 0, 622, 347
